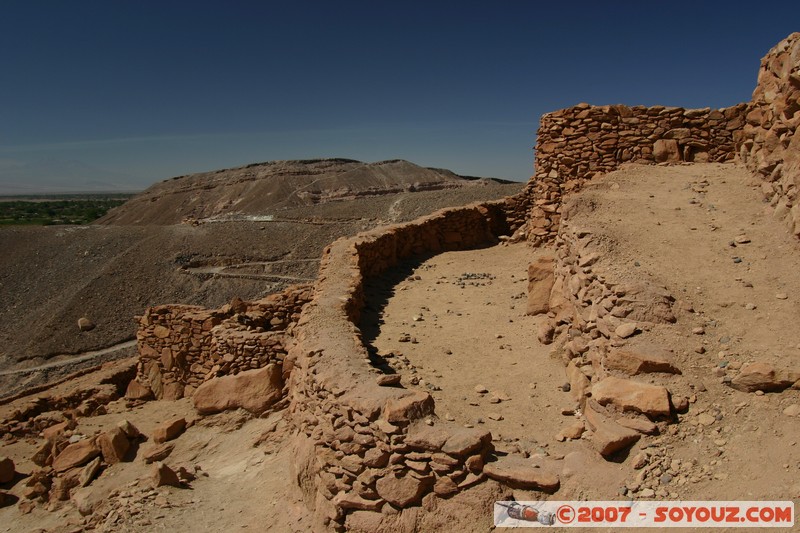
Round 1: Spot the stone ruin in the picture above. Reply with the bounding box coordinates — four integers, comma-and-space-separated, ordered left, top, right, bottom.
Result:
126, 32, 800, 531
3, 32, 799, 532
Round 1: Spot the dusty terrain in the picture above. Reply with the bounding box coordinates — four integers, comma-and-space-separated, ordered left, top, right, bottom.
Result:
364, 163, 800, 506
0, 160, 520, 396
1, 162, 799, 532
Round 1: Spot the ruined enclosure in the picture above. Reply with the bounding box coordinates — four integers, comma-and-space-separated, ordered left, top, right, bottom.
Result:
2, 32, 800, 533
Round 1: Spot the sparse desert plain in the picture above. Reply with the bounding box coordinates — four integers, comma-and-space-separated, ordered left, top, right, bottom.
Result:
1, 32, 799, 533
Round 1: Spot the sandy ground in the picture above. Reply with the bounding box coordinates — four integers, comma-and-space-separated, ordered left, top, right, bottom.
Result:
361, 244, 584, 458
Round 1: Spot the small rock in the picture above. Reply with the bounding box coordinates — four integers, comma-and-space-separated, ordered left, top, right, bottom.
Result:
783, 404, 800, 417
0, 456, 15, 484
631, 452, 648, 470
639, 488, 655, 498
692, 327, 705, 335
697, 413, 716, 426
152, 418, 186, 444
474, 385, 488, 394
375, 473, 431, 507
615, 323, 638, 339
555, 421, 585, 441
77, 317, 96, 332
376, 375, 402, 387
776, 293, 788, 300
125, 379, 154, 401
150, 462, 182, 488
116, 420, 141, 439
79, 457, 102, 487
487, 413, 504, 421
143, 443, 175, 464
734, 235, 750, 244
745, 303, 756, 310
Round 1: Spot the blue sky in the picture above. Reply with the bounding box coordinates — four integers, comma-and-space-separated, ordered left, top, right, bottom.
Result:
1, 2, 798, 193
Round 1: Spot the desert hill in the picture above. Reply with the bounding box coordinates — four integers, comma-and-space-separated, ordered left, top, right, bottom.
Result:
0, 161, 521, 395
97, 159, 513, 226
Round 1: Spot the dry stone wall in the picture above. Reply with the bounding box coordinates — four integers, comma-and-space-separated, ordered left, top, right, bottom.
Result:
130, 285, 312, 401
738, 32, 800, 237
286, 202, 522, 531
520, 103, 747, 243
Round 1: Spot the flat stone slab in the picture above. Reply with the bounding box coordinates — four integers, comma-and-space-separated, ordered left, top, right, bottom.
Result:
604, 349, 681, 375
483, 455, 559, 491
591, 376, 671, 417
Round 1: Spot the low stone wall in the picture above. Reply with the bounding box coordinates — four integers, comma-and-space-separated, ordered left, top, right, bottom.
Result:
287, 202, 516, 531
738, 32, 800, 237
130, 285, 313, 400
519, 102, 747, 243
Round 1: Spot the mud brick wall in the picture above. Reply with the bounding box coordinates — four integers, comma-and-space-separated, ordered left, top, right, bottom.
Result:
132, 285, 312, 400
738, 32, 800, 237
519, 102, 747, 244
287, 202, 512, 532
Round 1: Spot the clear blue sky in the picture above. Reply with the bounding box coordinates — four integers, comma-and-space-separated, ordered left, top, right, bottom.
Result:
1, 2, 797, 193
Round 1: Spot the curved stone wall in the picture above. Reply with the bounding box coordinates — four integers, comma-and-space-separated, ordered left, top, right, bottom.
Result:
286, 201, 514, 530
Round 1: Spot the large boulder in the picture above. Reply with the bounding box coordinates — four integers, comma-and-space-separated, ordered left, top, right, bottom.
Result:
193, 364, 283, 415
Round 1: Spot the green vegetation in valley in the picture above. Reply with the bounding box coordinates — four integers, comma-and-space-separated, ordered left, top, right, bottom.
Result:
0, 195, 133, 225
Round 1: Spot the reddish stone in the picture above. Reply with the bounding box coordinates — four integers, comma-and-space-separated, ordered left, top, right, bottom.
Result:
382, 391, 434, 424
152, 418, 186, 444
483, 456, 559, 492
97, 427, 130, 465
591, 377, 671, 417
52, 439, 100, 473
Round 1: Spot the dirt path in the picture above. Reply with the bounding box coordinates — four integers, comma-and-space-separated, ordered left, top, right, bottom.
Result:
0, 340, 137, 377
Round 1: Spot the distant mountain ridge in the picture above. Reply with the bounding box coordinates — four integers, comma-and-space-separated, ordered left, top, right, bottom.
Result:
97, 158, 514, 225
